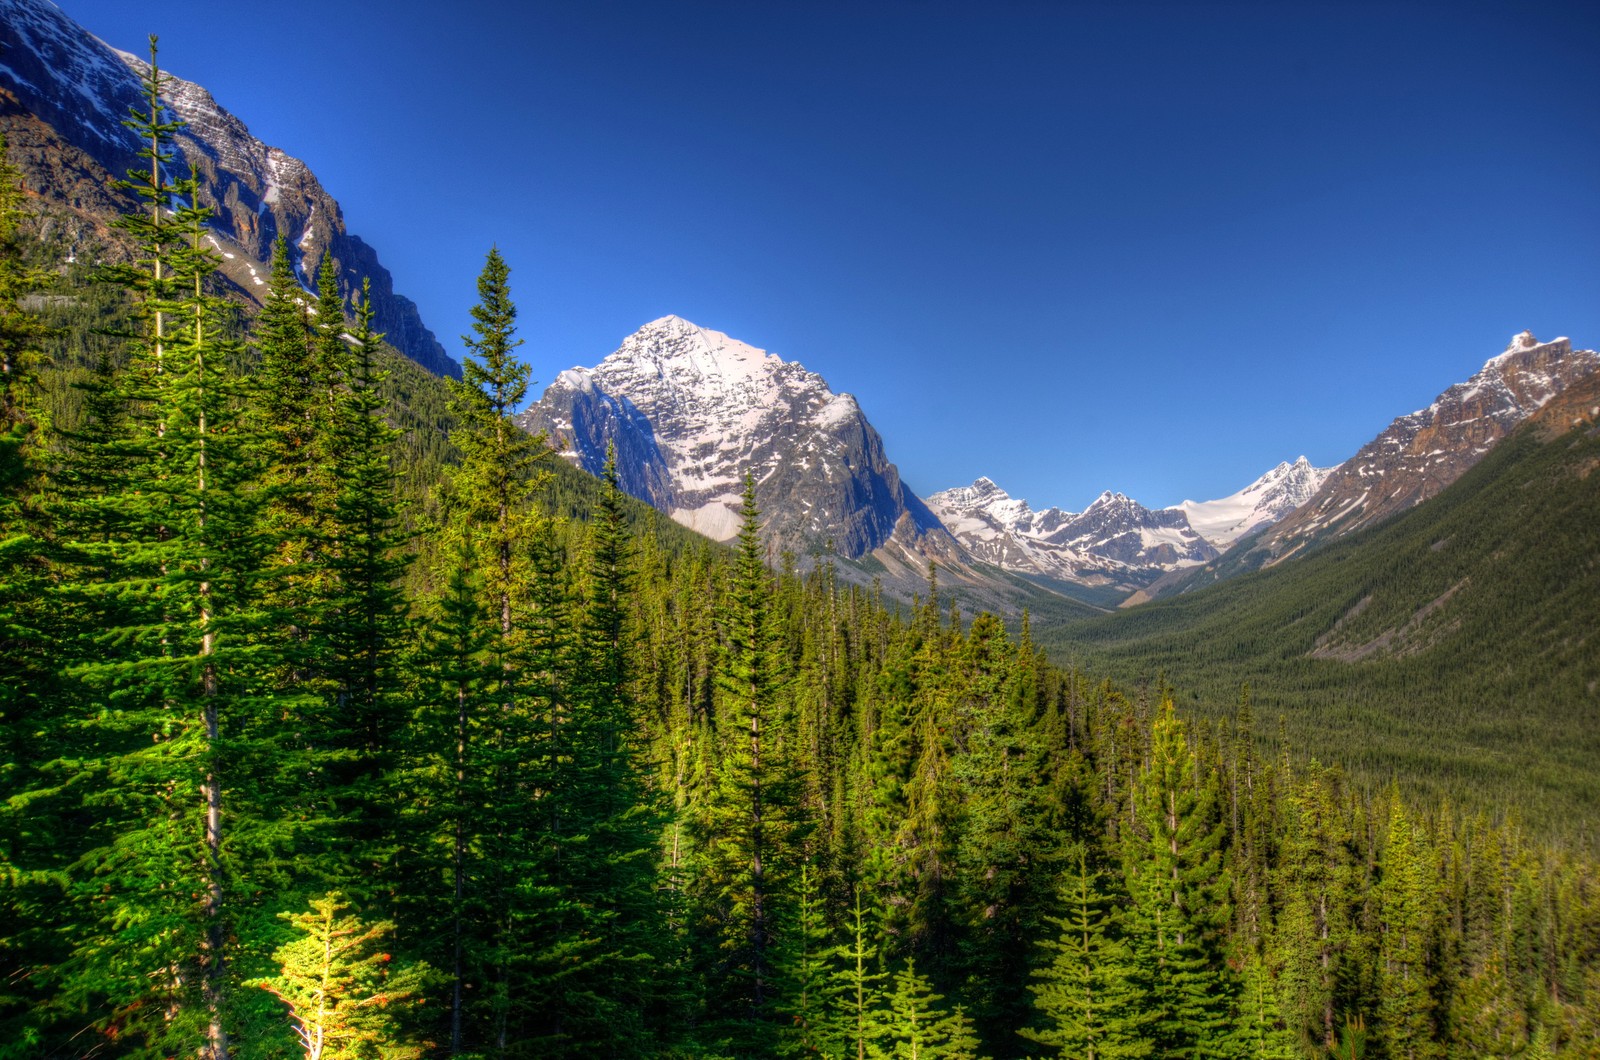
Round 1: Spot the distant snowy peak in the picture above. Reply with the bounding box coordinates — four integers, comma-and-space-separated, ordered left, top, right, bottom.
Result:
1175, 456, 1336, 547
926, 477, 1059, 536
518, 316, 944, 558
925, 479, 1217, 591
1259, 331, 1600, 558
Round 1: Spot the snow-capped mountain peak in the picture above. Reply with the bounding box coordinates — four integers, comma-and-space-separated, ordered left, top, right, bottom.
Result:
517, 316, 944, 558
1175, 456, 1336, 548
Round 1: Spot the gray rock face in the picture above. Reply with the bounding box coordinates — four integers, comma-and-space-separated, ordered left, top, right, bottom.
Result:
517, 315, 944, 559
0, 0, 457, 377
1256, 332, 1600, 563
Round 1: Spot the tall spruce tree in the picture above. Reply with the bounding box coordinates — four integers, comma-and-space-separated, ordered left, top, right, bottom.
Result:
693, 474, 807, 1043
1377, 799, 1444, 1060
445, 245, 541, 640
52, 41, 281, 1057
1021, 852, 1153, 1059
522, 443, 675, 1056
1122, 699, 1235, 1060
420, 245, 550, 1056
320, 283, 412, 881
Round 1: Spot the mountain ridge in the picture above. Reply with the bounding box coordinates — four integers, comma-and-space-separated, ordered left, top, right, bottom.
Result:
924, 457, 1336, 596
1232, 331, 1598, 570
0, 0, 457, 376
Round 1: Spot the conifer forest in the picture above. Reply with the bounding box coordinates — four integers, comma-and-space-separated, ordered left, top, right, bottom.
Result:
3, 49, 1599, 1060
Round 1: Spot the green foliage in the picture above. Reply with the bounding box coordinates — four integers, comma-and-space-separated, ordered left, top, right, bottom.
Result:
1044, 418, 1600, 850
872, 958, 987, 1060
248, 892, 438, 1059
1021, 853, 1153, 1058
1123, 701, 1235, 1058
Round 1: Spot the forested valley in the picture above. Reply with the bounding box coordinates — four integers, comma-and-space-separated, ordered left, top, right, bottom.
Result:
2, 54, 1598, 1060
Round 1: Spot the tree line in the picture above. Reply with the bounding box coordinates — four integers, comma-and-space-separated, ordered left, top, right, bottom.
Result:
1, 44, 1597, 1060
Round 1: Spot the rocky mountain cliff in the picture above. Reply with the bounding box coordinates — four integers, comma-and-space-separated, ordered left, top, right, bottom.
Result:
1248, 332, 1599, 565
0, 0, 456, 376
925, 478, 1220, 593
517, 315, 948, 560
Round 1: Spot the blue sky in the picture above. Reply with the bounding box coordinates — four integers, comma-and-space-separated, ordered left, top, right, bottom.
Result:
60, 0, 1600, 509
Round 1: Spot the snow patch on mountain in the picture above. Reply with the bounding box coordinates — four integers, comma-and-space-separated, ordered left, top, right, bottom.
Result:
517, 315, 946, 559
1176, 456, 1336, 547
0, 0, 457, 376
925, 479, 1219, 591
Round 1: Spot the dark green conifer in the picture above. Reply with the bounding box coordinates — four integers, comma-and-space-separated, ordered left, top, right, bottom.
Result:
1377, 799, 1444, 1060
320, 283, 412, 878
693, 474, 807, 1041
52, 41, 281, 1057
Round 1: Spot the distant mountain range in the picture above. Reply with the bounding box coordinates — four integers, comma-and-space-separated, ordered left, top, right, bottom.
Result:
525, 319, 1597, 612
925, 479, 1220, 593
0, 0, 457, 376
925, 458, 1335, 594
1144, 330, 1600, 602
8, 0, 1598, 617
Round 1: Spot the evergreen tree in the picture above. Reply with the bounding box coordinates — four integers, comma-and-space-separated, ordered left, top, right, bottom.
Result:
320, 283, 412, 880
401, 539, 494, 1057
248, 892, 437, 1060
872, 959, 987, 1060
249, 236, 330, 699
1235, 955, 1297, 1060
1269, 763, 1358, 1052
0, 125, 60, 1058
1376, 800, 1443, 1060
835, 887, 889, 1060
693, 474, 807, 1041
778, 860, 847, 1058
52, 41, 279, 1057
445, 245, 542, 640
951, 610, 1066, 1042
1122, 699, 1235, 1059
1021, 852, 1152, 1059
418, 246, 550, 1056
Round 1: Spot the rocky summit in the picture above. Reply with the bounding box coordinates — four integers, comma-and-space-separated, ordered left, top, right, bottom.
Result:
0, 0, 456, 376
517, 315, 946, 560
1252, 331, 1600, 564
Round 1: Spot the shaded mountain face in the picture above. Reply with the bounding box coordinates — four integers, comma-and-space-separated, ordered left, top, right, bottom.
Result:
517, 315, 946, 560
0, 0, 457, 377
1252, 332, 1599, 564
925, 478, 1219, 591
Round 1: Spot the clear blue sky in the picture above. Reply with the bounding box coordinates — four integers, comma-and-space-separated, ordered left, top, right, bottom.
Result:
59, 0, 1600, 510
